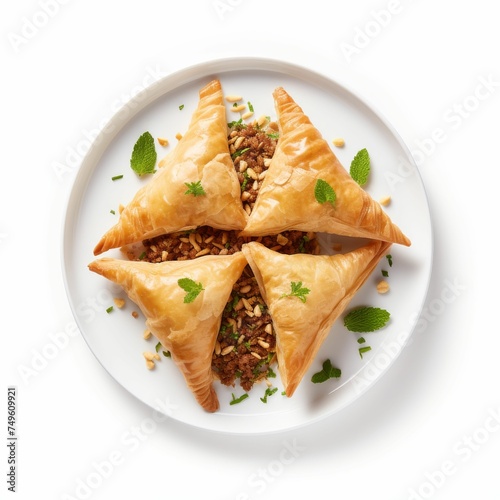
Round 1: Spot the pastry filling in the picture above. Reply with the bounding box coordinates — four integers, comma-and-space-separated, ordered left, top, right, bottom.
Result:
140, 120, 319, 392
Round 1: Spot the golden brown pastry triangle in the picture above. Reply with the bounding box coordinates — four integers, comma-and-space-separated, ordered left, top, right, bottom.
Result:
94, 79, 247, 255
241, 87, 410, 246
242, 240, 392, 397
88, 252, 248, 412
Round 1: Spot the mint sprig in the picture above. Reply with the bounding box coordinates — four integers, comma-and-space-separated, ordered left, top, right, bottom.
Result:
130, 131, 157, 176
177, 278, 204, 303
314, 179, 336, 206
344, 306, 390, 332
311, 359, 341, 384
349, 148, 370, 186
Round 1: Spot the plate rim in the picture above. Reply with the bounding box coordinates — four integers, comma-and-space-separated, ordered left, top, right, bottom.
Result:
60, 55, 434, 435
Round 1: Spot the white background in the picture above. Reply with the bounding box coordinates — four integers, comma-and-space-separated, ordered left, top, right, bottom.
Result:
1, 1, 499, 499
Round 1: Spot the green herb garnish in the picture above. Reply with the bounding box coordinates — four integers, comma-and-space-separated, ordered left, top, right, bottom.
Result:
130, 131, 157, 176
177, 277, 204, 303
359, 346, 372, 358
240, 171, 250, 191
110, 209, 116, 215
280, 281, 310, 303
106, 306, 114, 313
155, 342, 162, 353
111, 175, 123, 181
138, 251, 146, 260
344, 307, 390, 332
228, 118, 245, 128
349, 148, 370, 186
311, 359, 341, 384
382, 270, 389, 277
260, 387, 278, 403
163, 350, 171, 358
314, 179, 336, 206
179, 104, 184, 110
357, 337, 366, 344
267, 132, 279, 139
232, 147, 250, 160
386, 254, 393, 267
248, 101, 254, 112
184, 180, 206, 197
230, 393, 249, 405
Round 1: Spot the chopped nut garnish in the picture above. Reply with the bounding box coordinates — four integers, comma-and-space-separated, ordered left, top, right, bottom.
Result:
379, 195, 391, 206
242, 111, 254, 120
157, 137, 169, 146
231, 104, 246, 113
131, 311, 139, 319
332, 137, 345, 147
377, 280, 390, 294
225, 95, 242, 102
145, 360, 155, 370
113, 298, 126, 309
143, 329, 152, 340
175, 132, 183, 140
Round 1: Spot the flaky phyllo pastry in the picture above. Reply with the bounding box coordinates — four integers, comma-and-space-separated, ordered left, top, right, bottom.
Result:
93, 79, 247, 256
88, 253, 248, 412
241, 87, 411, 247
242, 240, 392, 397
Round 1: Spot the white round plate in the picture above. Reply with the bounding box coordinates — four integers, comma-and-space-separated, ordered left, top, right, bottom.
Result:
62, 57, 432, 434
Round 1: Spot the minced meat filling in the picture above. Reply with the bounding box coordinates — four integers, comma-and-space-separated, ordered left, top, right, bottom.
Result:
139, 120, 320, 393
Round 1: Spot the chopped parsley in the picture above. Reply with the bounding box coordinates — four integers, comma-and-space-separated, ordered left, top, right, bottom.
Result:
184, 180, 206, 197
359, 346, 372, 358
111, 175, 123, 181
232, 147, 250, 160
260, 387, 278, 403
110, 209, 116, 215
247, 101, 254, 112
280, 281, 310, 303
386, 254, 393, 267
230, 393, 249, 405
106, 306, 114, 313
382, 270, 389, 277
179, 104, 184, 110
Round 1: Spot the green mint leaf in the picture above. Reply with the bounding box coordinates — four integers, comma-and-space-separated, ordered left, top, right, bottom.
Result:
382, 270, 389, 277
349, 148, 370, 186
179, 104, 184, 110
230, 393, 249, 405
106, 306, 114, 313
344, 307, 391, 332
311, 359, 341, 384
184, 181, 206, 197
130, 131, 157, 176
357, 337, 366, 344
314, 179, 336, 206
177, 277, 204, 303
280, 281, 310, 303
